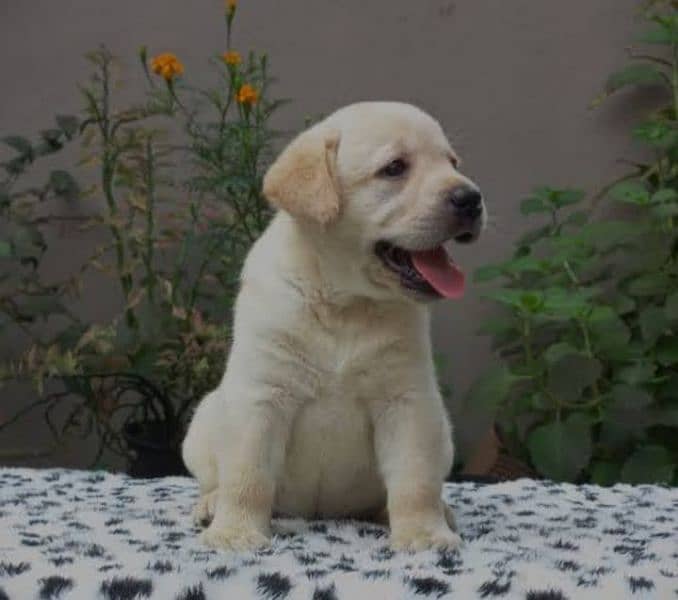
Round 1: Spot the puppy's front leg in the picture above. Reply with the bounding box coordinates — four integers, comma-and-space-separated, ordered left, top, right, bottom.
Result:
201, 393, 292, 551
373, 395, 461, 552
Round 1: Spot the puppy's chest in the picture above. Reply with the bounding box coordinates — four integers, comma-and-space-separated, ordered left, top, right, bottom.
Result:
312, 325, 381, 387
291, 305, 405, 400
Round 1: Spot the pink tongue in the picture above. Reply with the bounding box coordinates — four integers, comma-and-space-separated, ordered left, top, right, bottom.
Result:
411, 246, 465, 299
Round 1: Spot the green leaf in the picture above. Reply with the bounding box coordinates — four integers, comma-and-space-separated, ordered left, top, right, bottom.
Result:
658, 374, 678, 401
633, 121, 678, 149
590, 461, 621, 486
482, 289, 528, 309
620, 445, 675, 484
599, 419, 638, 452
612, 294, 635, 315
639, 306, 668, 343
528, 392, 551, 411
651, 204, 678, 219
543, 342, 580, 364
602, 384, 664, 453
2, 156, 28, 176
520, 292, 544, 313
610, 384, 654, 412
55, 114, 79, 139
614, 362, 656, 386
550, 189, 585, 209
564, 210, 589, 227
666, 293, 678, 320
639, 26, 678, 44
653, 408, 678, 427
651, 188, 678, 204
474, 264, 504, 283
11, 225, 46, 259
608, 180, 650, 205
504, 256, 547, 275
520, 187, 585, 215
548, 354, 601, 401
576, 220, 639, 250
128, 343, 159, 378
656, 336, 678, 366
587, 306, 617, 323
527, 414, 592, 481
40, 128, 63, 147
464, 364, 521, 415
589, 314, 632, 357
520, 195, 550, 215
2, 135, 33, 158
542, 287, 598, 318
0, 240, 11, 257
49, 170, 79, 199
626, 272, 672, 296
606, 64, 667, 93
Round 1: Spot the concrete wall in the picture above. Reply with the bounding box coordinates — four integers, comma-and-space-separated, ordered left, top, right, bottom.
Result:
0, 0, 646, 465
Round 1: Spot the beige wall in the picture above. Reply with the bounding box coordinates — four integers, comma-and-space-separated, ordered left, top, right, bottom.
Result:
1, 0, 646, 464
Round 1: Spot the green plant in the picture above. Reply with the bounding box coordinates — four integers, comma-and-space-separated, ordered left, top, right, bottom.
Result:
465, 0, 678, 485
0, 2, 282, 466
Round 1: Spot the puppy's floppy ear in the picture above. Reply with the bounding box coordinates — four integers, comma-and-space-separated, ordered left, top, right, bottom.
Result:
263, 126, 340, 226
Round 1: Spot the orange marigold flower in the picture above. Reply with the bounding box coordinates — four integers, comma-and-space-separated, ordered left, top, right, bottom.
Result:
226, 0, 237, 10
150, 52, 184, 81
236, 83, 259, 106
222, 50, 242, 66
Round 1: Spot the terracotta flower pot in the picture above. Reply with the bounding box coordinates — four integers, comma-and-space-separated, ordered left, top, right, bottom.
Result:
461, 424, 536, 482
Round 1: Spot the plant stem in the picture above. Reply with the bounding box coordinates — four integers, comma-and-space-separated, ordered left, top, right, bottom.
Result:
188, 236, 220, 309
96, 53, 137, 330
0, 398, 52, 432
143, 137, 156, 304
564, 259, 603, 407
522, 316, 534, 365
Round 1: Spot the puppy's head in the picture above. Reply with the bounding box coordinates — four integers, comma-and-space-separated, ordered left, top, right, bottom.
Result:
263, 102, 486, 302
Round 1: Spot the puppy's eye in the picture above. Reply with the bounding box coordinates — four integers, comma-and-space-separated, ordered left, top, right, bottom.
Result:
378, 158, 408, 178
450, 156, 459, 169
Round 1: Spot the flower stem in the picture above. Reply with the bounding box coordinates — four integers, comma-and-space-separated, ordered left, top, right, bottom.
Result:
97, 54, 137, 330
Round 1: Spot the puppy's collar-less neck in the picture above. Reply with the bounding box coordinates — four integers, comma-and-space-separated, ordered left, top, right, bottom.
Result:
283, 215, 416, 312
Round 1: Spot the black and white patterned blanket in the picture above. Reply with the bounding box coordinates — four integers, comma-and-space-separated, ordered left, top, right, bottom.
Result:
0, 468, 676, 599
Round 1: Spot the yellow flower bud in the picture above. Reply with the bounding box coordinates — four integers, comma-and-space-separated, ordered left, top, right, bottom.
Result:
236, 83, 259, 106
150, 53, 184, 81
222, 51, 242, 66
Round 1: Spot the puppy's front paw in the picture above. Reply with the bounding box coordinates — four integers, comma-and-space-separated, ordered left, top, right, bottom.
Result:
391, 525, 462, 553
201, 523, 270, 552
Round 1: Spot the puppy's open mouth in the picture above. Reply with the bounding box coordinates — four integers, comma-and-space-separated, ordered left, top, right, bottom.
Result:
374, 241, 465, 299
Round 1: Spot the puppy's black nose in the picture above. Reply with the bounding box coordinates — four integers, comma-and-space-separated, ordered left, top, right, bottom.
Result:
448, 186, 483, 219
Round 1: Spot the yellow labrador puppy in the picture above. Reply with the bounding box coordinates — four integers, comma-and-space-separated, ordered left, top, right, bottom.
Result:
182, 102, 485, 552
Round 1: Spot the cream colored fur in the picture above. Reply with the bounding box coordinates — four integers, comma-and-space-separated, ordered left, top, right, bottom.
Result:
182, 102, 485, 552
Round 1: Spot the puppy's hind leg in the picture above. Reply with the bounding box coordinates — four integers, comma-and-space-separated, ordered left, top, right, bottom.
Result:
182, 392, 219, 526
